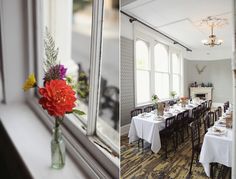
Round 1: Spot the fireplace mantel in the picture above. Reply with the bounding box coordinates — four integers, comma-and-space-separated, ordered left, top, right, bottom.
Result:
189, 87, 213, 100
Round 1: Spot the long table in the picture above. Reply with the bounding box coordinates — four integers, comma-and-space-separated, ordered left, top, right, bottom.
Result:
128, 103, 200, 153
199, 115, 232, 177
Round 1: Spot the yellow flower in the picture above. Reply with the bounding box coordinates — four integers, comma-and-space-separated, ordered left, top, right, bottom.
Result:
23, 73, 37, 91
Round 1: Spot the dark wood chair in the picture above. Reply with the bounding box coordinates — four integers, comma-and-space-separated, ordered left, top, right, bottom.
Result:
131, 108, 142, 117
183, 110, 190, 138
151, 105, 156, 110
223, 101, 229, 113
189, 120, 201, 175
143, 106, 153, 113
218, 106, 222, 117
175, 112, 184, 146
208, 111, 215, 126
160, 116, 176, 158
201, 101, 207, 113
214, 108, 220, 121
203, 113, 214, 134
207, 100, 212, 111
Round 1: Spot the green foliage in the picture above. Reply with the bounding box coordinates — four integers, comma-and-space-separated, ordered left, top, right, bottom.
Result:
170, 91, 177, 97
152, 94, 159, 104
73, 109, 85, 116
73, 0, 92, 13
44, 27, 59, 70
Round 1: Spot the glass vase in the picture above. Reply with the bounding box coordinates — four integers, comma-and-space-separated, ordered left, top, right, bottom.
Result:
51, 127, 65, 169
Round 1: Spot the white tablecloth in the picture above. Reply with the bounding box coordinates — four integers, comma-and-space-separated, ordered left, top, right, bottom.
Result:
199, 120, 232, 177
128, 102, 202, 153
128, 103, 198, 153
128, 113, 165, 153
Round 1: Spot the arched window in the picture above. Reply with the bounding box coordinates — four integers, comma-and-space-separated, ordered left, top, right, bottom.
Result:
135, 40, 150, 104
154, 43, 169, 99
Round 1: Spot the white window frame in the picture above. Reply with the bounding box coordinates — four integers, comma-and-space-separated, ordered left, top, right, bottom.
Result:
25, 0, 119, 178
134, 38, 152, 106
169, 48, 183, 96
134, 23, 183, 107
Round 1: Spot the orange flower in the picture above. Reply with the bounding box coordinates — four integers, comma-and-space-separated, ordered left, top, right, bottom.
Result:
39, 80, 76, 117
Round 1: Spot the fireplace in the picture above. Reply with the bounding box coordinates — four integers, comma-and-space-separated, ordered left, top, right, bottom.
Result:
195, 93, 207, 100
190, 87, 213, 100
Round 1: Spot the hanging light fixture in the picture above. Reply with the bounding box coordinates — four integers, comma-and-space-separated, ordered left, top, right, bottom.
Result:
200, 16, 227, 47
201, 25, 223, 47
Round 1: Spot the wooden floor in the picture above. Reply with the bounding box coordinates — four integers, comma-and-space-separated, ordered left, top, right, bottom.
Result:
120, 126, 230, 179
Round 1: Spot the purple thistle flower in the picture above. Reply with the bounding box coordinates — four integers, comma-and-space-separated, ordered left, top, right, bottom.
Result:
59, 65, 67, 79
44, 64, 67, 82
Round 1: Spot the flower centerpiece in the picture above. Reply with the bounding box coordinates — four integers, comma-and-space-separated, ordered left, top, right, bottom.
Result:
170, 91, 177, 99
23, 29, 84, 169
152, 94, 164, 116
179, 96, 188, 108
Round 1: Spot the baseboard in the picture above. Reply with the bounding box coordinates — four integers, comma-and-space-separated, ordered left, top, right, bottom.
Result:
121, 123, 130, 136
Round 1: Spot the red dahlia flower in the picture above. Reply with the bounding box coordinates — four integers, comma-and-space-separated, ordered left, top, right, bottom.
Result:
39, 80, 76, 117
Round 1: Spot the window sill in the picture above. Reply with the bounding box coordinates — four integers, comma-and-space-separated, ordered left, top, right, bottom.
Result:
27, 97, 119, 178
0, 102, 89, 179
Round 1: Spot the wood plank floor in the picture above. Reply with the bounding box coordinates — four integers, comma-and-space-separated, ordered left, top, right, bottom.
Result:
120, 127, 230, 179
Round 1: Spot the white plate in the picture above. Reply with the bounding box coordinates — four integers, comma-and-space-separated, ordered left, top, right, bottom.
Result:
208, 127, 227, 136
154, 116, 164, 121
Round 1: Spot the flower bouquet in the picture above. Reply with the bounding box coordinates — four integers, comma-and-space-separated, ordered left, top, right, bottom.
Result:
23, 29, 84, 169
170, 91, 177, 99
179, 96, 188, 108
152, 94, 164, 117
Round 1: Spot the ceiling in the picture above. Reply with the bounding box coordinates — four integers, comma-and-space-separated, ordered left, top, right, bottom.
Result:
122, 0, 233, 60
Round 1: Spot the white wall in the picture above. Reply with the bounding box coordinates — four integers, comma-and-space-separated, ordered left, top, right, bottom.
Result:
184, 59, 233, 103
121, 14, 133, 40
0, 0, 28, 104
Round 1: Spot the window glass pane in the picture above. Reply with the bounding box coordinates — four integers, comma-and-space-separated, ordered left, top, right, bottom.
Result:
155, 73, 169, 99
137, 70, 150, 104
97, 0, 119, 151
43, 0, 92, 125
172, 53, 180, 74
136, 40, 149, 70
154, 43, 168, 72
71, 0, 93, 124
173, 74, 180, 96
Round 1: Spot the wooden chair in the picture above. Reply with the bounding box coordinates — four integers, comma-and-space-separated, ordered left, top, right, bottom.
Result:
207, 100, 212, 111
175, 112, 184, 146
160, 116, 176, 158
203, 113, 214, 134
130, 108, 142, 118
208, 111, 215, 126
214, 108, 220, 121
189, 120, 201, 175
204, 101, 208, 113
151, 105, 156, 110
223, 101, 229, 113
218, 106, 222, 117
183, 110, 190, 138
143, 106, 153, 113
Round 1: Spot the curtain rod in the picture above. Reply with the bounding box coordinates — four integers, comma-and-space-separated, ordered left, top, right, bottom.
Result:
120, 10, 192, 52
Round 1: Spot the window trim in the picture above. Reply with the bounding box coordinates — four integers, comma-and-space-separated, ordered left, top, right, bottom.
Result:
134, 24, 183, 107
25, 0, 119, 178
134, 36, 152, 106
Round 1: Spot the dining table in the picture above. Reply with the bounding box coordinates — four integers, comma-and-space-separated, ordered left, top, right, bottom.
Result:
199, 111, 233, 177
128, 101, 203, 153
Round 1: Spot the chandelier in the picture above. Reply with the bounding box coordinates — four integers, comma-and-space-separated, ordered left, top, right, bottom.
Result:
200, 16, 227, 47
201, 25, 223, 47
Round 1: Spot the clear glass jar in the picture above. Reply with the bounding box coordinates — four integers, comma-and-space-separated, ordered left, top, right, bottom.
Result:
51, 127, 65, 169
